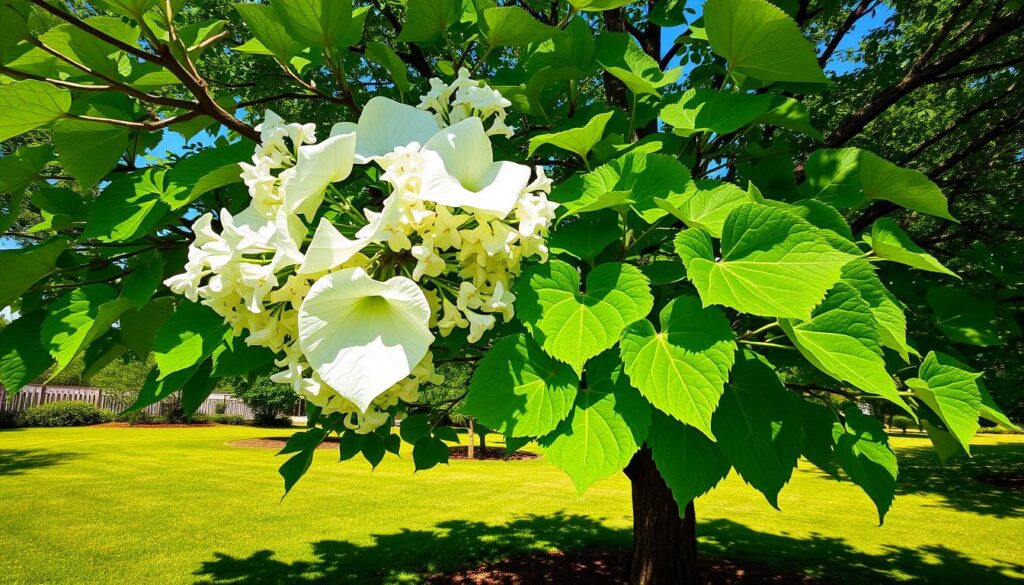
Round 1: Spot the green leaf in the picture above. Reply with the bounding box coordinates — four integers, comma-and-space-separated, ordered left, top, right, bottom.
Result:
620, 295, 736, 439
905, 352, 984, 451
93, 0, 159, 21
754, 95, 821, 138
166, 140, 252, 209
704, 0, 827, 84
539, 351, 650, 493
840, 259, 915, 361
0, 144, 53, 194
52, 118, 129, 189
658, 181, 752, 238
38, 17, 138, 79
180, 361, 217, 417
568, 0, 638, 11
549, 212, 620, 260
575, 151, 694, 223
271, 0, 353, 48
462, 334, 579, 437
119, 296, 174, 359
83, 169, 175, 242
834, 406, 897, 524
515, 260, 654, 373
121, 256, 164, 307
127, 363, 201, 412
803, 149, 954, 221
800, 399, 840, 478
41, 285, 133, 376
364, 42, 412, 97
481, 7, 555, 47
30, 186, 87, 232
278, 426, 328, 495
413, 436, 451, 471
977, 379, 1017, 430
210, 337, 275, 378
399, 413, 432, 445
595, 32, 681, 96
780, 283, 912, 414
0, 311, 53, 394
675, 203, 858, 320
865, 218, 957, 277
780, 199, 852, 240
649, 410, 731, 508
660, 89, 773, 136
152, 300, 230, 379
0, 237, 68, 309
528, 111, 615, 161
0, 80, 71, 142
234, 3, 303, 62
526, 17, 595, 72
397, 0, 462, 42
711, 353, 803, 507
927, 287, 1003, 346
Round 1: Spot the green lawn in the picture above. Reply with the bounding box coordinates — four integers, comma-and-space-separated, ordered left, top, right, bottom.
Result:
0, 425, 1021, 584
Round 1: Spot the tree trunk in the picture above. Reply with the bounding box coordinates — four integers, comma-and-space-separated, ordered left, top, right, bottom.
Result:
624, 447, 700, 585
467, 418, 475, 460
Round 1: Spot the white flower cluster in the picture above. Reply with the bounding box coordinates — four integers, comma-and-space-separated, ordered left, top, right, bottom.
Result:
165, 75, 556, 434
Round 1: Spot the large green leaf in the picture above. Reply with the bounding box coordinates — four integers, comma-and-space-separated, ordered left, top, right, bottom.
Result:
83, 169, 177, 242
703, 0, 827, 84
270, 0, 353, 48
165, 140, 252, 209
712, 353, 803, 507
38, 17, 138, 79
528, 111, 615, 162
658, 181, 752, 238
234, 3, 304, 61
539, 351, 650, 492
52, 119, 129, 188
462, 334, 579, 437
0, 144, 53, 193
41, 285, 133, 376
620, 295, 735, 439
926, 287, 1003, 346
754, 95, 821, 139
364, 42, 412, 97
595, 32, 681, 96
567, 151, 694, 223
803, 149, 954, 221
865, 219, 956, 276
119, 296, 174, 359
834, 406, 897, 524
0, 311, 53, 394
568, 0, 639, 11
515, 260, 653, 373
0, 80, 71, 142
660, 89, 773, 136
675, 203, 858, 320
0, 237, 68, 309
397, 0, 462, 42
549, 212, 620, 260
840, 259, 915, 361
481, 7, 555, 47
152, 300, 230, 379
800, 399, 840, 478
977, 379, 1017, 430
905, 352, 984, 451
780, 283, 912, 413
649, 410, 731, 508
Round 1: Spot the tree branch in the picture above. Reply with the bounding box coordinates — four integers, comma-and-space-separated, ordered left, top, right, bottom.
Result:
933, 55, 1024, 82
27, 0, 161, 63
818, 0, 876, 66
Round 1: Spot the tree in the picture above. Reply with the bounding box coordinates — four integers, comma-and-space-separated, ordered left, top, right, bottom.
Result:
0, 1, 1020, 584
225, 376, 296, 426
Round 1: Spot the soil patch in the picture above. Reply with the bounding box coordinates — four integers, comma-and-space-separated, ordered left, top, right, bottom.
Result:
229, 436, 340, 449
95, 422, 216, 428
448, 446, 538, 461
976, 472, 1024, 490
427, 549, 824, 584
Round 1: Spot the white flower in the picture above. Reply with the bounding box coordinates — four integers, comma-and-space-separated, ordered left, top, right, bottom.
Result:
482, 282, 516, 322
297, 267, 434, 412
283, 130, 357, 220
297, 218, 372, 275
330, 96, 439, 165
417, 117, 531, 219
463, 308, 496, 343
411, 235, 446, 280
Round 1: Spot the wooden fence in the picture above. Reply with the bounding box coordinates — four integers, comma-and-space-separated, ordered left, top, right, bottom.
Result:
0, 385, 255, 418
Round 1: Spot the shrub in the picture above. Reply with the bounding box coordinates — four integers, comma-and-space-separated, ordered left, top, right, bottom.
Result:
17, 401, 112, 427
891, 415, 917, 434
209, 414, 246, 425
0, 412, 18, 428
213, 400, 228, 415
227, 377, 297, 426
189, 413, 211, 424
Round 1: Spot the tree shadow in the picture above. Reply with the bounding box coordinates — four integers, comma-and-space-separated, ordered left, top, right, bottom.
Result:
895, 440, 1024, 518
0, 448, 70, 476
193, 512, 1021, 585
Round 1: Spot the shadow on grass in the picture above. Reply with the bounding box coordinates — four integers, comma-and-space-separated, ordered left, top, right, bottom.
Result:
0, 448, 70, 476
895, 440, 1024, 518
193, 512, 1021, 585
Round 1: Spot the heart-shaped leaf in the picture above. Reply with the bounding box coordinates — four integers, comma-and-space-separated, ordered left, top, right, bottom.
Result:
516, 260, 653, 373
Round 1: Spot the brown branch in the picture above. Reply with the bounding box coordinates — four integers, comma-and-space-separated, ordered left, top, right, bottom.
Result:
601, 10, 630, 112
908, 0, 974, 74
67, 110, 203, 131
369, 0, 434, 78
0, 66, 112, 91
27, 0, 161, 63
928, 106, 1024, 177
933, 55, 1024, 82
818, 0, 876, 66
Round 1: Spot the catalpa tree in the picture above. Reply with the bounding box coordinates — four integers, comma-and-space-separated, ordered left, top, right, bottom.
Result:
0, 0, 1020, 583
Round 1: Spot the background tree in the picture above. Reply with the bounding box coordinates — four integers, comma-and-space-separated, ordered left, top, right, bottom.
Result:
223, 376, 296, 426
0, 1, 1020, 584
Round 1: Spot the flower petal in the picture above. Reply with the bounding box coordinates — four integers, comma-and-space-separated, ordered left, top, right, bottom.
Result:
332, 97, 439, 164
298, 268, 434, 411
297, 218, 369, 275
284, 131, 357, 219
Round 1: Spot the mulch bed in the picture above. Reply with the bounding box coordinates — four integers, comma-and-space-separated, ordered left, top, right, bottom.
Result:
449, 446, 538, 460
976, 472, 1024, 490
95, 422, 217, 428
427, 549, 823, 584
229, 436, 341, 449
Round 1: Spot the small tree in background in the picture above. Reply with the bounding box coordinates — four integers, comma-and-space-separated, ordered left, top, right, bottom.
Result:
227, 377, 297, 427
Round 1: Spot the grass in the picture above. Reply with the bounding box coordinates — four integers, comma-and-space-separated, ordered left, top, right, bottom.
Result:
0, 425, 1021, 584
